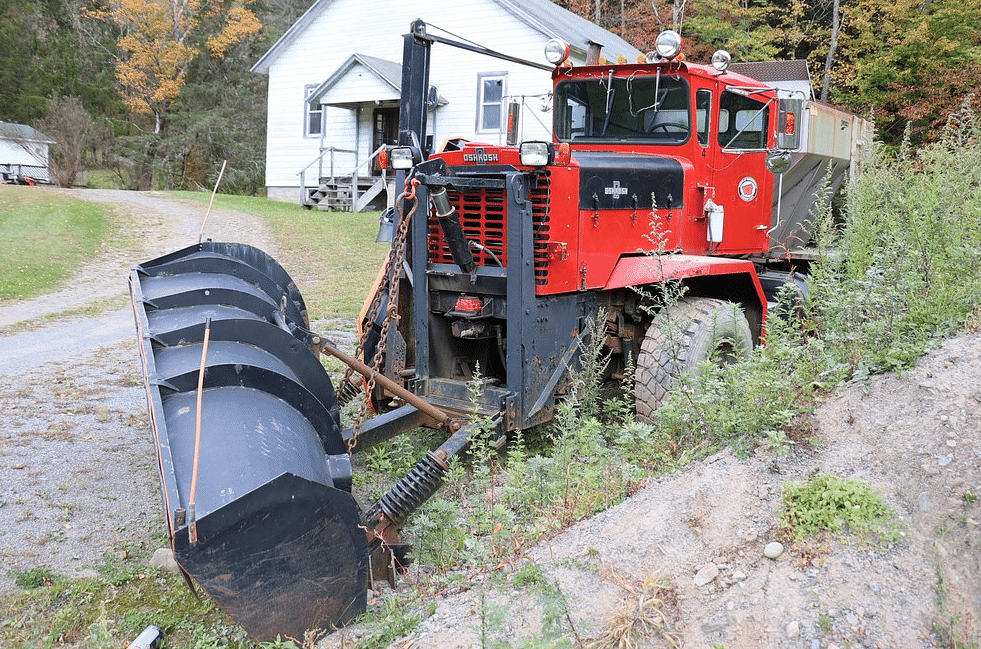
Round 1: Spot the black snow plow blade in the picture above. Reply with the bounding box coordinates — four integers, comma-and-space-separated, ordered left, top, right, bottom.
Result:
129, 242, 367, 641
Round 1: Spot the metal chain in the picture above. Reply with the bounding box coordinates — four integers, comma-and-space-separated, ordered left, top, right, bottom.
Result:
346, 179, 420, 453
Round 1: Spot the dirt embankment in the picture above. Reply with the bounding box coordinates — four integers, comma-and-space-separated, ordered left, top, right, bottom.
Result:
348, 333, 981, 649
1, 188, 979, 648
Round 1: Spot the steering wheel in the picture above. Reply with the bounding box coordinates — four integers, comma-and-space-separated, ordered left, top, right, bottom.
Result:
651, 122, 689, 133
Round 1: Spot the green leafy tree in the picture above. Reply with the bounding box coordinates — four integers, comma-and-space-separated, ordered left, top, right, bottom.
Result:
684, 0, 785, 61
0, 0, 118, 124
836, 0, 981, 145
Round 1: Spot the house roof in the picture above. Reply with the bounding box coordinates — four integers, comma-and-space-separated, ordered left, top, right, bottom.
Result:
251, 0, 641, 74
729, 60, 814, 99
307, 54, 402, 108
729, 60, 810, 83
490, 0, 639, 59
0, 121, 55, 144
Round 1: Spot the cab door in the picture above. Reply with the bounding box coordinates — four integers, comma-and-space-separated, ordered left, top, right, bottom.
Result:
707, 89, 774, 255
688, 86, 716, 254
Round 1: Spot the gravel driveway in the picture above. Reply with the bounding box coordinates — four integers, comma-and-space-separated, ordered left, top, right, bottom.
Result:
0, 189, 276, 591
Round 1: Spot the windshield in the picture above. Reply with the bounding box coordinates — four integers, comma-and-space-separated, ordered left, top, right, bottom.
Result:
554, 73, 691, 144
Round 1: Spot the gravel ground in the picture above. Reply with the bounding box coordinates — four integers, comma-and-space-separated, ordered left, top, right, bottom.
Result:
326, 333, 981, 649
2, 188, 979, 648
0, 188, 277, 590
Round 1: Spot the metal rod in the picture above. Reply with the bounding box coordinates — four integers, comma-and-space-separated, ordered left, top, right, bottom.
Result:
199, 160, 227, 243
189, 318, 212, 545
315, 337, 459, 432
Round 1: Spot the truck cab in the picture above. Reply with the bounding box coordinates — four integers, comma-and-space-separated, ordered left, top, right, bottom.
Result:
376, 25, 869, 431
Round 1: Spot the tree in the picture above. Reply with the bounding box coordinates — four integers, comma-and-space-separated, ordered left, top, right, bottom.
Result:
819, 0, 840, 101
161, 43, 268, 193
683, 0, 785, 61
34, 96, 105, 187
89, 0, 261, 136
0, 0, 119, 125
836, 0, 981, 145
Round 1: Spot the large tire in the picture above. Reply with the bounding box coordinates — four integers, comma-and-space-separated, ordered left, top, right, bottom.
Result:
635, 297, 753, 422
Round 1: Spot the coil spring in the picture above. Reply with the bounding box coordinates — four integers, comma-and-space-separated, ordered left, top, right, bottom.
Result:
335, 377, 363, 407
374, 453, 446, 525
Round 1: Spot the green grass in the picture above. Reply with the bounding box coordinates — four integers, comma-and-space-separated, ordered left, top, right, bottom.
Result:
0, 185, 109, 302
171, 191, 389, 320
780, 474, 897, 542
79, 169, 125, 190
1, 543, 253, 649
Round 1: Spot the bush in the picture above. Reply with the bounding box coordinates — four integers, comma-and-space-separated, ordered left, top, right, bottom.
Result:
810, 97, 981, 375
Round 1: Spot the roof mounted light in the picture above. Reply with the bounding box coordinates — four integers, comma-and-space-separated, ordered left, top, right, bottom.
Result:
654, 30, 683, 61
712, 49, 732, 72
545, 38, 571, 65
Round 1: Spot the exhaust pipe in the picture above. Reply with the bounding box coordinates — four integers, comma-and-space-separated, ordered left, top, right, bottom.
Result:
431, 186, 476, 279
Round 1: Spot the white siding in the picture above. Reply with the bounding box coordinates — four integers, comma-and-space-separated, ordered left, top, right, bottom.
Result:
0, 139, 48, 167
319, 63, 400, 106
259, 0, 569, 198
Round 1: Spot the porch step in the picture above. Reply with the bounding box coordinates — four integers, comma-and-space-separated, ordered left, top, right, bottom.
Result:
302, 176, 391, 212
303, 182, 353, 211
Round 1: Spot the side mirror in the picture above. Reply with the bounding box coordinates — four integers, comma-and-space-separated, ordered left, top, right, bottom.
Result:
376, 207, 395, 243
765, 150, 791, 175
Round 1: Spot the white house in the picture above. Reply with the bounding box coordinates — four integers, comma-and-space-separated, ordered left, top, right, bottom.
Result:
251, 0, 640, 208
0, 121, 55, 184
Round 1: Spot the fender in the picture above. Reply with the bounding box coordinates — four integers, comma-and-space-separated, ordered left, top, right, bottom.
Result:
604, 254, 768, 318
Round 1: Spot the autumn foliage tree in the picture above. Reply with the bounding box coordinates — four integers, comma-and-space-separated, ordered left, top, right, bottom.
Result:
89, 0, 260, 135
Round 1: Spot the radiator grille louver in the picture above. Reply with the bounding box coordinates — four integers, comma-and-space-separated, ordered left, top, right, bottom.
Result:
427, 172, 552, 286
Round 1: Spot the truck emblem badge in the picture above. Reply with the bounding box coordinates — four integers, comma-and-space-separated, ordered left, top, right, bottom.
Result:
737, 177, 758, 202
604, 180, 628, 200
463, 148, 498, 164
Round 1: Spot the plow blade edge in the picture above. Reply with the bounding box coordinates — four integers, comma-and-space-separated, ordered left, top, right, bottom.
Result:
129, 242, 367, 641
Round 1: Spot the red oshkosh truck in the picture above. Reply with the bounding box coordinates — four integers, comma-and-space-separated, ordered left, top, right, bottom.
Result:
129, 19, 871, 641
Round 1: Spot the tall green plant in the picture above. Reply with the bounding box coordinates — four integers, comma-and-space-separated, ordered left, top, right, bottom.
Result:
811, 96, 981, 373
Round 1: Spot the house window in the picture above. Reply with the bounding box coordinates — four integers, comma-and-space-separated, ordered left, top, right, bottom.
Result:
305, 85, 323, 137
476, 72, 507, 132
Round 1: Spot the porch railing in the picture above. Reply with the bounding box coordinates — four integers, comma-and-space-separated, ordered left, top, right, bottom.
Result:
297, 144, 392, 212
2, 163, 50, 183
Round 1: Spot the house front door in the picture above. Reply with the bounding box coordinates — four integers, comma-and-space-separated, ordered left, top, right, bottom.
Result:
372, 107, 399, 175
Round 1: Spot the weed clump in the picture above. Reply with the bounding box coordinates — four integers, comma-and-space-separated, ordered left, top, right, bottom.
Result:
780, 473, 896, 541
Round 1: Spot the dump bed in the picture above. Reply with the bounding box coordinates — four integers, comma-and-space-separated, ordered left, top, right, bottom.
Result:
731, 61, 873, 256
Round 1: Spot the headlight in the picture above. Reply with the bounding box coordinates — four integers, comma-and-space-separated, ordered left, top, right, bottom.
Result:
544, 39, 571, 65
654, 30, 683, 60
519, 141, 551, 167
711, 49, 732, 72
389, 146, 415, 170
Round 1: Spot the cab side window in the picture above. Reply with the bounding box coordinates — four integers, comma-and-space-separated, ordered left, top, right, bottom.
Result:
718, 91, 769, 150
696, 89, 712, 146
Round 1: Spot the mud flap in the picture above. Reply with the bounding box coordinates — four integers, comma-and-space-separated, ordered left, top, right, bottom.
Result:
130, 242, 367, 641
